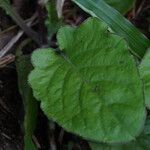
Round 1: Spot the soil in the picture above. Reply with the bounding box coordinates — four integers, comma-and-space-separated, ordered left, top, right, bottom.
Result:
0, 67, 23, 149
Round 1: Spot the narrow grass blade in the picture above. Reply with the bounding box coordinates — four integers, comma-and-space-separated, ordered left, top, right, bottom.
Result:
72, 0, 150, 58
16, 41, 38, 150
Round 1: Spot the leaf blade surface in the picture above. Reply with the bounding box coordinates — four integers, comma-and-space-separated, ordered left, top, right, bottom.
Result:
72, 0, 150, 58
104, 0, 134, 14
16, 55, 38, 150
140, 48, 150, 109
29, 18, 145, 143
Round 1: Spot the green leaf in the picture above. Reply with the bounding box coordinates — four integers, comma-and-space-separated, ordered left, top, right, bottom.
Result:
72, 0, 150, 58
139, 48, 150, 109
0, 0, 10, 8
16, 55, 38, 150
90, 135, 150, 150
104, 0, 134, 14
143, 117, 150, 135
45, 0, 61, 40
29, 18, 145, 143
90, 118, 150, 150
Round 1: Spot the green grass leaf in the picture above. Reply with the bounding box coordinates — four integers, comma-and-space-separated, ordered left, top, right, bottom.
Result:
45, 0, 61, 40
29, 18, 145, 143
16, 55, 38, 150
0, 0, 10, 9
139, 48, 150, 109
104, 0, 134, 14
72, 0, 150, 58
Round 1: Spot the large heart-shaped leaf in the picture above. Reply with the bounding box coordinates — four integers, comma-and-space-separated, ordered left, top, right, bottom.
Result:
139, 49, 150, 109
90, 134, 150, 150
90, 118, 150, 150
29, 18, 145, 143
